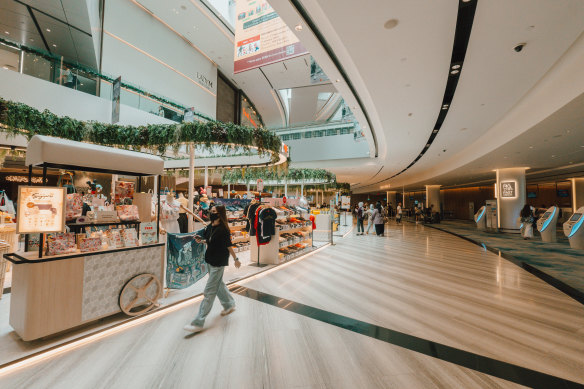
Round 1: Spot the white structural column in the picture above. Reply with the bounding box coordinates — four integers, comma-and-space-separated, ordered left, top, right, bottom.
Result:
187, 144, 195, 232
246, 183, 251, 197
496, 168, 527, 232
571, 178, 584, 212
204, 166, 208, 189
227, 184, 231, 199
425, 185, 441, 210
284, 180, 288, 197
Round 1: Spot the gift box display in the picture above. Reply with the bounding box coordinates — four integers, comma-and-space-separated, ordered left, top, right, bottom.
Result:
121, 228, 138, 247
65, 193, 83, 221
46, 233, 77, 256
114, 181, 135, 205
79, 237, 102, 253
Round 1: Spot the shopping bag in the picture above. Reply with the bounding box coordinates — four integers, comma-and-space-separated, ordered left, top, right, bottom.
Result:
116, 205, 140, 222
66, 193, 83, 221
121, 228, 139, 247
46, 233, 77, 256
166, 231, 207, 289
133, 192, 153, 222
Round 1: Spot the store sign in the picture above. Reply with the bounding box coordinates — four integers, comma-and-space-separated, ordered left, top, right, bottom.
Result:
500, 181, 516, 198
340, 195, 351, 210
5, 176, 43, 184
234, 0, 307, 73
16, 186, 66, 234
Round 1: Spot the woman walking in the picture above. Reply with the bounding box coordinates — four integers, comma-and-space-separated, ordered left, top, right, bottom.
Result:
184, 205, 241, 333
396, 202, 403, 224
365, 204, 375, 234
519, 204, 535, 240
371, 201, 385, 236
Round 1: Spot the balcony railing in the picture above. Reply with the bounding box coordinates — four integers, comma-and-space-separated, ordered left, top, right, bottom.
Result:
0, 37, 210, 123
271, 120, 356, 141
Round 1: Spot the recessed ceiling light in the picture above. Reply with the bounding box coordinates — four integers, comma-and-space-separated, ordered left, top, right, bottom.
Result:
529, 146, 534, 149
383, 19, 399, 29
432, 129, 438, 133
295, 24, 303, 31
52, 44, 57, 47
46, 28, 51, 32
451, 64, 461, 69
450, 69, 459, 75
442, 105, 449, 110
335, 79, 340, 82
4, 31, 9, 35
462, 0, 472, 2
29, 38, 34, 42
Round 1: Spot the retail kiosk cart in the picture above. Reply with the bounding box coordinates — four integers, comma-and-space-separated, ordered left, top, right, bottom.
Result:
4, 136, 165, 341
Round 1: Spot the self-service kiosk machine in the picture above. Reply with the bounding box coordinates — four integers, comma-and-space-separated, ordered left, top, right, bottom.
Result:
564, 206, 584, 249
474, 205, 487, 231
536, 206, 559, 243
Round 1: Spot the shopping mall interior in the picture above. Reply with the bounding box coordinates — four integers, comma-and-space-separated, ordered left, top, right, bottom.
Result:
0, 0, 583, 388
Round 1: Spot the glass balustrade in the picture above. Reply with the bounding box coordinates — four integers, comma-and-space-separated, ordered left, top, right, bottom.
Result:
0, 38, 199, 123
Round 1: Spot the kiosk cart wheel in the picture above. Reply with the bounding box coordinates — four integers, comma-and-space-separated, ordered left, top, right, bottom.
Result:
119, 273, 162, 316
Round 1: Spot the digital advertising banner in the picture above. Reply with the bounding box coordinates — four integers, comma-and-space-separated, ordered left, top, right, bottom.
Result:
234, 0, 307, 73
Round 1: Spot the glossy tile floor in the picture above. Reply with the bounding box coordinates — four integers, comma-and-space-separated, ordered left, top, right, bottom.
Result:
429, 220, 584, 294
0, 223, 582, 388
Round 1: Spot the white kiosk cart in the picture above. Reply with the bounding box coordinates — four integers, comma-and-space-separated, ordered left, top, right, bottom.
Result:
474, 205, 487, 230
536, 206, 559, 243
563, 206, 584, 249
4, 136, 165, 341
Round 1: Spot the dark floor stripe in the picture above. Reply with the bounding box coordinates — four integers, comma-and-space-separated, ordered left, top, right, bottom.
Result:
422, 223, 584, 306
230, 285, 584, 389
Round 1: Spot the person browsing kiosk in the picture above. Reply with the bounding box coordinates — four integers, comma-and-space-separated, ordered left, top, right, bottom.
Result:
184, 205, 241, 333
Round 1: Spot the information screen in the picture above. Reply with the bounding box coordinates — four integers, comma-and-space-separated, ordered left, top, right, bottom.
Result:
570, 213, 582, 222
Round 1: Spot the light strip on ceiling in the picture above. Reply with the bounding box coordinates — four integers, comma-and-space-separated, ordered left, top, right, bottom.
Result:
189, 0, 234, 43
130, 0, 217, 65
104, 30, 216, 97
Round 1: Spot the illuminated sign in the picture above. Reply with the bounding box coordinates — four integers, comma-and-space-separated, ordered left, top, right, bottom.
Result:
500, 181, 516, 198
242, 107, 257, 127
5, 176, 43, 183
16, 186, 66, 234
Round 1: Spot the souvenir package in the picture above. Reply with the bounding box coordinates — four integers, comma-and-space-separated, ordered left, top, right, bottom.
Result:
140, 222, 157, 245
79, 237, 102, 253
108, 229, 123, 248
46, 233, 77, 256
114, 181, 135, 205
65, 193, 83, 221
121, 228, 138, 247
116, 205, 140, 222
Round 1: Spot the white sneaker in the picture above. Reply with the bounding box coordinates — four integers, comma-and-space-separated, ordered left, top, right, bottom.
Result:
183, 323, 204, 333
221, 307, 236, 316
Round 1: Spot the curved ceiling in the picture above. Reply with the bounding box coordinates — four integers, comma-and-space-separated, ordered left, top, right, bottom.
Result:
269, 0, 584, 192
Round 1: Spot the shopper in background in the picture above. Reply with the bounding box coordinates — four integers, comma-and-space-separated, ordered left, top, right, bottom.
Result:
519, 204, 535, 240
396, 202, 403, 224
184, 205, 240, 333
356, 202, 365, 235
365, 204, 375, 235
371, 201, 385, 236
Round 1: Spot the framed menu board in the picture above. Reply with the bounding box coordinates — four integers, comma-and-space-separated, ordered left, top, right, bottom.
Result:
16, 187, 66, 234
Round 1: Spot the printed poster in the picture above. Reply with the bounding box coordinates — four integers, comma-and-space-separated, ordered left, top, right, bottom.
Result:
234, 0, 307, 73
16, 186, 66, 234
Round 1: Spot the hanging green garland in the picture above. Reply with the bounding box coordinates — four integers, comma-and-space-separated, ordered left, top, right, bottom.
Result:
222, 167, 335, 184
0, 98, 283, 164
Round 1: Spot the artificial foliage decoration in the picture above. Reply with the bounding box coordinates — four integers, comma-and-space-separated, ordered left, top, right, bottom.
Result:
0, 98, 283, 164
222, 167, 336, 185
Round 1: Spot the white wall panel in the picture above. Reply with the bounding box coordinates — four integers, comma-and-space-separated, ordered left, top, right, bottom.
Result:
101, 0, 217, 118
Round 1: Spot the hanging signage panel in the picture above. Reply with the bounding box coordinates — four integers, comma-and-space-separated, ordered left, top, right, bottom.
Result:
16, 186, 66, 234
234, 0, 307, 73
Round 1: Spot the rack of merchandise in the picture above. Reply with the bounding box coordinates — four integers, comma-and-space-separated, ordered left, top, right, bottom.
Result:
3, 135, 165, 341
213, 198, 252, 253
250, 206, 313, 265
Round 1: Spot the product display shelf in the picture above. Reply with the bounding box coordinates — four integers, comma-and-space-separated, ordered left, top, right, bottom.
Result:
251, 222, 313, 265
66, 221, 141, 233
229, 221, 250, 253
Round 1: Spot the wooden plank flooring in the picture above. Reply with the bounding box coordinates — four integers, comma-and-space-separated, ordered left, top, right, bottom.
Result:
0, 222, 582, 388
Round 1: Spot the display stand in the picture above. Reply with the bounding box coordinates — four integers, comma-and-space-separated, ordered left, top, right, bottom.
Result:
251, 221, 313, 265
4, 135, 165, 341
